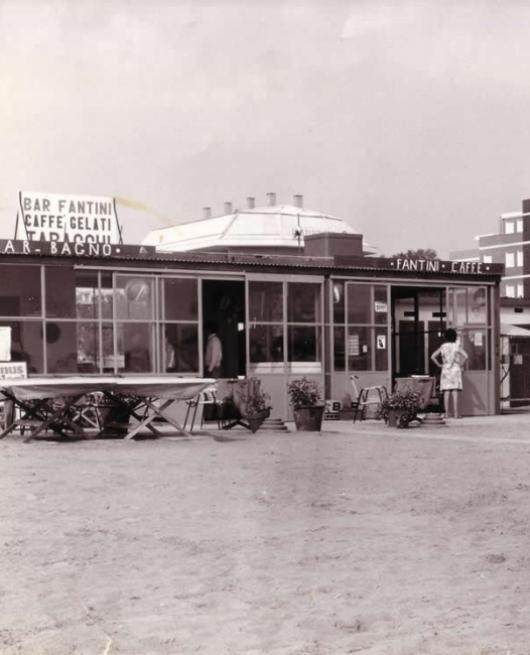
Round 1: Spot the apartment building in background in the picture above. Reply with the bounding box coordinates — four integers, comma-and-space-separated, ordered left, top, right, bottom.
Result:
450, 198, 530, 301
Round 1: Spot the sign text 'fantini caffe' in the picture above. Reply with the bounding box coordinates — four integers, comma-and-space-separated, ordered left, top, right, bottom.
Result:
16, 191, 121, 244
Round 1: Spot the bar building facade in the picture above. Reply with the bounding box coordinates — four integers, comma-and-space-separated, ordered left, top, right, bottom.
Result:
0, 233, 502, 419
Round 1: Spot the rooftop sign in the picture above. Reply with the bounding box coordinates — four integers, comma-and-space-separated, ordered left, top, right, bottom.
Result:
390, 257, 501, 275
16, 191, 122, 244
0, 240, 154, 258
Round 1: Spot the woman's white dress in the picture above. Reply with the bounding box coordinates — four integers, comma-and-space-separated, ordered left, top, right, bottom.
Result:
439, 342, 465, 391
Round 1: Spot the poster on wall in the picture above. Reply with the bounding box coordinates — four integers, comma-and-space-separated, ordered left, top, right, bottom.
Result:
16, 192, 122, 244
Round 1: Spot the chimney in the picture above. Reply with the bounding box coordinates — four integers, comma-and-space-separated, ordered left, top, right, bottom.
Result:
224, 201, 233, 214
246, 196, 255, 209
293, 194, 303, 208
266, 192, 277, 206
203, 206, 211, 220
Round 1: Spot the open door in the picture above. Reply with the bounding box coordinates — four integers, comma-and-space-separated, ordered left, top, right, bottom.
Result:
202, 279, 246, 378
391, 287, 445, 378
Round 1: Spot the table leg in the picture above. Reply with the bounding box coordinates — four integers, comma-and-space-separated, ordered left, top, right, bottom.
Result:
124, 398, 192, 440
25, 395, 86, 442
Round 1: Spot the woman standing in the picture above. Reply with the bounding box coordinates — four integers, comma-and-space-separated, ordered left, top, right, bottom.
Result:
431, 328, 468, 418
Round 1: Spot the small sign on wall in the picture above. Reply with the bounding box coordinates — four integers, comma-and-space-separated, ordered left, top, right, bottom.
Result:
348, 334, 360, 356
376, 334, 386, 350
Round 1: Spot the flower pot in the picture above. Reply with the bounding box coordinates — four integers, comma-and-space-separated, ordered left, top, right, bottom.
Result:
293, 405, 325, 431
387, 409, 410, 429
246, 408, 270, 434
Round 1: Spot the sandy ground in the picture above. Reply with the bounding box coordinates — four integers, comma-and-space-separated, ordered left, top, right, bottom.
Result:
2, 416, 530, 655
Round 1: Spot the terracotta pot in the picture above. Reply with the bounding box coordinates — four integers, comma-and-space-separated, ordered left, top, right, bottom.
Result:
293, 405, 325, 431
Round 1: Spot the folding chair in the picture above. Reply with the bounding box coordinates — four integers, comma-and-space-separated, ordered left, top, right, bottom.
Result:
183, 386, 222, 432
350, 375, 388, 423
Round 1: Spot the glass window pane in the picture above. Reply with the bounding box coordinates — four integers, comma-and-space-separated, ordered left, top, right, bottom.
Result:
468, 287, 487, 324
163, 324, 199, 373
115, 276, 154, 320
249, 324, 284, 363
76, 322, 99, 372
332, 281, 345, 324
47, 322, 100, 374
448, 288, 467, 326
0, 321, 43, 373
46, 321, 79, 373
100, 273, 113, 320
288, 326, 321, 361
287, 283, 321, 323
0, 265, 41, 317
334, 326, 345, 371
102, 324, 117, 372
117, 323, 153, 373
461, 329, 486, 370
45, 266, 76, 318
347, 284, 371, 324
348, 326, 370, 371
374, 286, 388, 325
75, 271, 99, 320
249, 281, 283, 322
163, 278, 198, 321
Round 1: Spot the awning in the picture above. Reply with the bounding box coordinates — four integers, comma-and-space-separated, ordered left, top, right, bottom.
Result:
500, 322, 530, 337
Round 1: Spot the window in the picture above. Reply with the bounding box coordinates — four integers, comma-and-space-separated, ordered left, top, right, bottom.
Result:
0, 265, 41, 317
0, 320, 43, 373
447, 286, 490, 371
505, 221, 515, 234
505, 285, 515, 298
335, 282, 389, 373
160, 277, 199, 373
505, 252, 515, 268
517, 250, 523, 267
517, 284, 524, 298
482, 255, 492, 264
115, 275, 155, 320
248, 281, 284, 373
287, 282, 322, 373
517, 219, 523, 232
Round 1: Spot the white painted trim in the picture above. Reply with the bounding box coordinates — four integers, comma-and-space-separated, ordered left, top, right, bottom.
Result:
479, 240, 530, 250
502, 273, 530, 280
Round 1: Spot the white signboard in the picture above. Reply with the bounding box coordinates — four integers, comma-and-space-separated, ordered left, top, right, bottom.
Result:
16, 192, 121, 244
0, 361, 27, 380
0, 327, 11, 361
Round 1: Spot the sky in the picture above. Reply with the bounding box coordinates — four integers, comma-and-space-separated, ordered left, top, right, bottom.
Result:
3, 0, 530, 257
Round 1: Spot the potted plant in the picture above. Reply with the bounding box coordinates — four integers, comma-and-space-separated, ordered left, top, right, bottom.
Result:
288, 377, 325, 431
224, 377, 271, 433
380, 389, 420, 428
240, 377, 271, 433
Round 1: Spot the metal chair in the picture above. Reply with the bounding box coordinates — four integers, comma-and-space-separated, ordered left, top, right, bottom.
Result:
350, 375, 388, 423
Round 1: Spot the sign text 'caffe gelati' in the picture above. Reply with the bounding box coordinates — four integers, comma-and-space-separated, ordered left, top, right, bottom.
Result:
16, 191, 122, 244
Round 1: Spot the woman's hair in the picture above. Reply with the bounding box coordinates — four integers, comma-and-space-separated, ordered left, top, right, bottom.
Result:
445, 328, 457, 343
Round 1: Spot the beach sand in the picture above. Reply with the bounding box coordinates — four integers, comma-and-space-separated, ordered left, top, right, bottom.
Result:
1, 418, 529, 654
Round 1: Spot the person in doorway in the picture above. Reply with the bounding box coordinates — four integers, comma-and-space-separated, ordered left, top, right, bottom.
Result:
205, 321, 223, 378
431, 328, 468, 418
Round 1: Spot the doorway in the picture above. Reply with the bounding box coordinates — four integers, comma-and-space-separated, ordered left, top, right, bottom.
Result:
391, 287, 446, 378
202, 279, 246, 378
